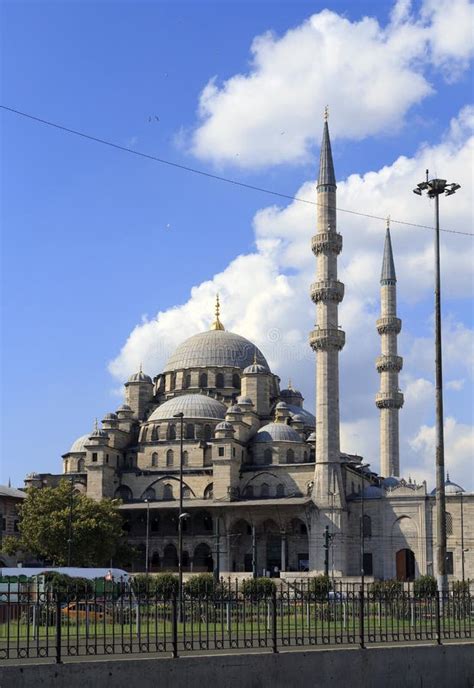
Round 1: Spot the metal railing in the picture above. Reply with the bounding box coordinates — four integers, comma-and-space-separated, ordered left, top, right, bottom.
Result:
0, 580, 472, 662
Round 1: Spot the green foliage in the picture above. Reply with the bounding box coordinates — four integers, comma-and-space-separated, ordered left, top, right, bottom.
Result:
132, 573, 179, 598
414, 575, 437, 598
306, 575, 332, 601
2, 481, 125, 566
241, 577, 276, 599
452, 579, 470, 595
44, 572, 93, 595
184, 573, 216, 598
369, 579, 403, 599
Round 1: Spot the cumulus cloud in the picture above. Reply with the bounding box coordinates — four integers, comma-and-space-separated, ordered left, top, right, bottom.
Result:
109, 105, 473, 489
189, 0, 474, 167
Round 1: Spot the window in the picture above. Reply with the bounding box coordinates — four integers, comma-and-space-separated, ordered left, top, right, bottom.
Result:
168, 424, 177, 440
151, 425, 158, 441
303, 451, 308, 462
64, 460, 69, 472
77, 459, 85, 472
446, 551, 454, 575
286, 449, 295, 464
204, 424, 212, 441
163, 484, 174, 500
183, 450, 189, 466
215, 373, 224, 389
185, 423, 195, 439
244, 485, 254, 498
170, 373, 176, 390
362, 514, 372, 538
232, 373, 241, 389
13, 520, 19, 533
115, 485, 133, 502
182, 486, 191, 499
263, 448, 272, 465
363, 552, 373, 576
106, 454, 109, 463
299, 523, 307, 535
445, 512, 453, 536
92, 452, 98, 462
143, 487, 156, 501
151, 452, 158, 467
204, 483, 213, 500
218, 447, 225, 457
142, 428, 148, 442
166, 449, 174, 466
183, 373, 191, 389
276, 483, 285, 498
199, 372, 208, 388
260, 483, 270, 498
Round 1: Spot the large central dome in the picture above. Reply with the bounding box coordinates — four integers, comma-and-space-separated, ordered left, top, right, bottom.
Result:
163, 330, 270, 372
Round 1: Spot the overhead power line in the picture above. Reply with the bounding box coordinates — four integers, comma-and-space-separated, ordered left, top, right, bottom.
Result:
1, 104, 472, 238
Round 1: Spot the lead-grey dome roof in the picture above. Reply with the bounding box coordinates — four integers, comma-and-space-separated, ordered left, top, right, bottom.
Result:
287, 405, 316, 428
252, 422, 304, 444
430, 474, 464, 495
128, 370, 152, 383
163, 330, 269, 373
148, 394, 227, 421
68, 434, 90, 453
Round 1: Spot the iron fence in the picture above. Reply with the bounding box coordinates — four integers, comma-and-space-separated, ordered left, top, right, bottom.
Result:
0, 580, 472, 662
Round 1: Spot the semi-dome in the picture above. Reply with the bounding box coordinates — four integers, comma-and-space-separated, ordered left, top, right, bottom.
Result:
68, 434, 90, 453
430, 474, 464, 496
148, 394, 227, 421
163, 330, 269, 373
243, 363, 267, 375
215, 421, 235, 432
306, 432, 316, 443
253, 422, 304, 444
287, 405, 316, 427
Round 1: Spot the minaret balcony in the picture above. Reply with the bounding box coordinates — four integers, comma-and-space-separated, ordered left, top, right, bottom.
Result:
375, 391, 404, 409
311, 232, 343, 256
376, 355, 403, 373
310, 280, 344, 304
309, 327, 345, 351
376, 316, 402, 335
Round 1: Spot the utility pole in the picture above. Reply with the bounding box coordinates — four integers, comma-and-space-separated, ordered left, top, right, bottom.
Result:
413, 172, 460, 594
67, 477, 74, 567
145, 499, 150, 577
323, 526, 329, 577
252, 524, 257, 578
214, 515, 221, 584
173, 411, 185, 620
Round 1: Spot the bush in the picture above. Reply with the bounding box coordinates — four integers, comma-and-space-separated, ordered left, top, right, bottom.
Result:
184, 573, 216, 598
414, 575, 437, 598
153, 573, 179, 599
306, 575, 332, 601
369, 579, 403, 599
452, 579, 470, 596
241, 577, 276, 600
44, 572, 93, 596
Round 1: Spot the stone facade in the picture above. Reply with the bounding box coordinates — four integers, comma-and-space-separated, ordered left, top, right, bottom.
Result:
0, 485, 26, 566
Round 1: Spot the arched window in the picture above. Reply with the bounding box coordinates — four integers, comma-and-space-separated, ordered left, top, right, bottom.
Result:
170, 373, 176, 390
115, 485, 133, 502
166, 449, 174, 466
183, 373, 191, 389
163, 543, 178, 569
168, 424, 176, 440
151, 425, 158, 441
232, 373, 241, 390
143, 487, 156, 501
182, 450, 189, 466
445, 512, 453, 536
182, 485, 191, 499
199, 372, 208, 388
64, 459, 69, 473
77, 458, 85, 472
204, 424, 212, 441
276, 483, 285, 497
260, 483, 270, 498
163, 483, 174, 500
204, 483, 213, 500
151, 452, 158, 467
215, 373, 224, 389
141, 427, 148, 442
263, 448, 272, 465
362, 514, 372, 538
244, 485, 254, 498
185, 423, 195, 439
287, 449, 295, 464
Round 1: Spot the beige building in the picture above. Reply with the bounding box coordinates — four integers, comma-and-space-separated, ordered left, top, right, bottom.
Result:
25, 119, 473, 582
0, 485, 26, 567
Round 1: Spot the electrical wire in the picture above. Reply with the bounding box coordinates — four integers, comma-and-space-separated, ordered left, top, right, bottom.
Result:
1, 104, 472, 238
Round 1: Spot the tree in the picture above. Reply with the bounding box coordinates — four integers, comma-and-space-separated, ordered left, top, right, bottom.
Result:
2, 480, 125, 566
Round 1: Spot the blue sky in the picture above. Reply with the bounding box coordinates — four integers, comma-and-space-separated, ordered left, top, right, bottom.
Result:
1, 0, 473, 489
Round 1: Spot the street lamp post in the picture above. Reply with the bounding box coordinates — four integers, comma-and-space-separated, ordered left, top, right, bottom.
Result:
456, 489, 465, 583
173, 412, 185, 620
359, 463, 371, 590
144, 499, 150, 577
67, 476, 75, 567
413, 171, 460, 594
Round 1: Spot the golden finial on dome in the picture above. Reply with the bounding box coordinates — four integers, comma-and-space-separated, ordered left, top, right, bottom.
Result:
210, 293, 225, 331
288, 378, 293, 390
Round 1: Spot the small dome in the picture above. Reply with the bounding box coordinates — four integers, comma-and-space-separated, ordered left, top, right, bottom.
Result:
276, 401, 288, 410
281, 388, 303, 399
382, 476, 401, 489
227, 405, 243, 414
118, 404, 132, 411
215, 421, 235, 432
128, 370, 152, 383
287, 405, 316, 428
430, 474, 464, 496
363, 485, 383, 499
243, 363, 267, 375
148, 394, 226, 421
90, 427, 109, 439
306, 432, 316, 443
253, 422, 304, 444
291, 414, 305, 423
68, 434, 90, 453
103, 412, 118, 421
237, 396, 254, 406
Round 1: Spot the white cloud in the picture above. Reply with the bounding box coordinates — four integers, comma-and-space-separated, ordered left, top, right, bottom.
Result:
109, 105, 473, 489
446, 379, 465, 391
189, 1, 473, 167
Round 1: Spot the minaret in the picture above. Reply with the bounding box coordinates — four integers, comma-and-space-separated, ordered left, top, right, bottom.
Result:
309, 109, 345, 504
376, 220, 403, 477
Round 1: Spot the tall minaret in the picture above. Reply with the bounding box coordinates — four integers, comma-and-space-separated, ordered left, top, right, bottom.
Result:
309, 109, 345, 504
376, 220, 403, 477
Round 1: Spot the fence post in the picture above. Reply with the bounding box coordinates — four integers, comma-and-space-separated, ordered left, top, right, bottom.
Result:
359, 583, 365, 649
55, 592, 62, 664
271, 589, 278, 654
172, 592, 178, 658
435, 591, 442, 645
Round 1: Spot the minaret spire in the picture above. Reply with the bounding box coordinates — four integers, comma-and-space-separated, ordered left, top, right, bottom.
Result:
376, 221, 403, 477
210, 293, 225, 331
318, 108, 336, 189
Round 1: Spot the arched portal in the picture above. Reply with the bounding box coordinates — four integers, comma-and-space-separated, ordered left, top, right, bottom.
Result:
396, 548, 415, 581
193, 543, 213, 572
162, 544, 178, 570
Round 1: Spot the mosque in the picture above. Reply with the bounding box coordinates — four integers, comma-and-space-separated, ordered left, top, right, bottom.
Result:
25, 118, 472, 582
